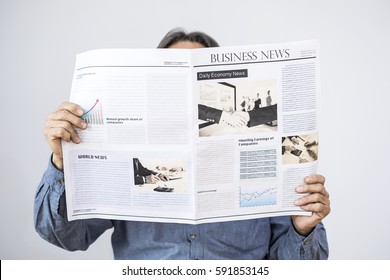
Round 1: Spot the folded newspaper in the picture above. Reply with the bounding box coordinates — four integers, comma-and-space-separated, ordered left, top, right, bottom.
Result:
62, 40, 321, 224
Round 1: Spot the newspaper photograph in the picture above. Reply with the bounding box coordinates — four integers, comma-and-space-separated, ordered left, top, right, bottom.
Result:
62, 40, 320, 224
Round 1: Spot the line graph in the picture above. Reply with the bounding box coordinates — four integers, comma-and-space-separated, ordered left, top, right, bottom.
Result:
240, 187, 277, 207
82, 99, 104, 125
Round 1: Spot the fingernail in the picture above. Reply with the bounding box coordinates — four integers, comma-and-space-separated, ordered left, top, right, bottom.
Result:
305, 176, 313, 183
81, 122, 87, 129
77, 109, 84, 116
294, 199, 301, 205
75, 136, 80, 143
296, 186, 304, 192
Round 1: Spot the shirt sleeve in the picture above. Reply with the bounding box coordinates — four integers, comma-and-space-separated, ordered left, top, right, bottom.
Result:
34, 156, 114, 251
198, 104, 222, 123
267, 216, 329, 260
247, 104, 277, 127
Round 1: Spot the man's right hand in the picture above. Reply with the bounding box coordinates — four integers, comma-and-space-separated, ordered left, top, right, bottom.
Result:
44, 102, 87, 170
220, 111, 249, 128
145, 174, 160, 184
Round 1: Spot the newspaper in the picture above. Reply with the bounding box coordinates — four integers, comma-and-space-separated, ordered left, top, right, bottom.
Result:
62, 40, 320, 224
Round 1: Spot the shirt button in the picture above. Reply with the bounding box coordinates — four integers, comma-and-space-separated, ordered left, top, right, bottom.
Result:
190, 233, 197, 239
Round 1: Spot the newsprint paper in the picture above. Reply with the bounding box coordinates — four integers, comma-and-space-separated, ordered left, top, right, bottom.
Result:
62, 40, 321, 224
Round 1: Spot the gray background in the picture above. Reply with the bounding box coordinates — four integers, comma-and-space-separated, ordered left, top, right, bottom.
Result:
1, 0, 389, 259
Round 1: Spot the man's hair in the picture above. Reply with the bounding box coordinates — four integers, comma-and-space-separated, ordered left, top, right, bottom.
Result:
157, 28, 219, 48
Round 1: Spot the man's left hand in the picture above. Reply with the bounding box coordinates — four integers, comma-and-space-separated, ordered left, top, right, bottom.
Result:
292, 174, 330, 236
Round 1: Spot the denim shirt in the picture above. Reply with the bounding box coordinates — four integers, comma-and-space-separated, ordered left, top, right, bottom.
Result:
34, 159, 329, 260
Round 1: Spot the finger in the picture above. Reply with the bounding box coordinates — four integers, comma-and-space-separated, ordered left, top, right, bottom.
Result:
296, 183, 329, 198
295, 192, 330, 206
304, 174, 325, 185
56, 102, 84, 117
45, 126, 72, 143
50, 102, 86, 127
238, 116, 249, 126
48, 109, 88, 130
45, 121, 81, 143
231, 116, 248, 127
299, 202, 331, 216
148, 176, 158, 184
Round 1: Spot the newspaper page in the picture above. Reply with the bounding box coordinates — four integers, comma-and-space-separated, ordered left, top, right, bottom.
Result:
62, 40, 320, 224
191, 41, 319, 222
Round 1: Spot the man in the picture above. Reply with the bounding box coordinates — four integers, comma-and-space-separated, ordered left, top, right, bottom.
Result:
266, 90, 272, 106
254, 93, 262, 109
35, 28, 330, 259
133, 158, 168, 185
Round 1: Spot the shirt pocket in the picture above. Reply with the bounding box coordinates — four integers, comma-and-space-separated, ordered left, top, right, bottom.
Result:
206, 218, 271, 252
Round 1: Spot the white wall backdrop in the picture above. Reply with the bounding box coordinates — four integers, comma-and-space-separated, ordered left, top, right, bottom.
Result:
1, 0, 389, 259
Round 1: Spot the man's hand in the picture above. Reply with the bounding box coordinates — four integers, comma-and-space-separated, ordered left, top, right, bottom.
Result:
145, 174, 160, 184
220, 111, 249, 128
292, 174, 331, 236
44, 102, 87, 170
158, 173, 169, 181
